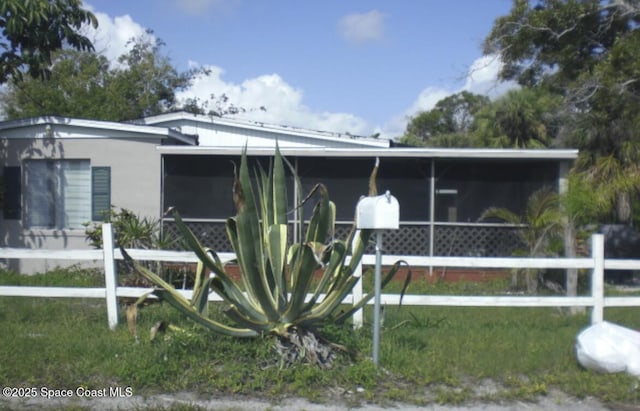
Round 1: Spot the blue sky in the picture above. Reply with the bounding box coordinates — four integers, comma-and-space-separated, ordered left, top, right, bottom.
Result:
84, 0, 515, 139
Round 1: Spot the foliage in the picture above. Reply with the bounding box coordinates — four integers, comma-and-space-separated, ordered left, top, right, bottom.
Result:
2, 49, 113, 119
472, 87, 561, 148
1, 34, 195, 121
110, 32, 195, 119
484, 0, 637, 88
0, 0, 97, 83
484, 0, 640, 223
84, 207, 173, 250
480, 187, 563, 293
123, 148, 407, 367
400, 91, 489, 147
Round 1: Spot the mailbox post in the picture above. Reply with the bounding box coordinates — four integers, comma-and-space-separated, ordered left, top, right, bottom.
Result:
356, 190, 399, 366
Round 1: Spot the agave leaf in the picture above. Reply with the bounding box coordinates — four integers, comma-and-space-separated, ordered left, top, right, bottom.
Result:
226, 214, 280, 321
263, 147, 289, 306
333, 260, 411, 325
297, 275, 360, 327
208, 276, 268, 323
271, 145, 288, 226
191, 260, 210, 314
223, 305, 276, 332
126, 290, 154, 338
283, 243, 320, 322
345, 227, 373, 275
282, 155, 306, 245
305, 185, 331, 244
267, 223, 288, 308
232, 149, 267, 302
192, 276, 214, 314
121, 249, 257, 337
173, 211, 252, 308
369, 157, 379, 196
302, 241, 348, 311
153, 289, 258, 337
175, 218, 264, 320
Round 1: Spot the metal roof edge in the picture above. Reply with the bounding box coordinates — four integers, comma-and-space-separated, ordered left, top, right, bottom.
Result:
140, 111, 390, 148
155, 145, 579, 160
0, 116, 196, 145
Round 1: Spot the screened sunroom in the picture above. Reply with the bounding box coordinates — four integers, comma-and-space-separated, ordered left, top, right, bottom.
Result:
159, 147, 577, 258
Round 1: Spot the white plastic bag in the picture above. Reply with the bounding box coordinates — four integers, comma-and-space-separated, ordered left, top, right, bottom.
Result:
576, 321, 640, 377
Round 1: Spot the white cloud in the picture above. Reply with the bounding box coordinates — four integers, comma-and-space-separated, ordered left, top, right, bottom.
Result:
338, 10, 386, 45
176, 64, 371, 135
463, 54, 518, 98
83, 5, 152, 67
378, 54, 518, 139
378, 87, 452, 140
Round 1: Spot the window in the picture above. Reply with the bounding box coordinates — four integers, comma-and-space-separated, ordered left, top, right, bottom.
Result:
24, 160, 91, 229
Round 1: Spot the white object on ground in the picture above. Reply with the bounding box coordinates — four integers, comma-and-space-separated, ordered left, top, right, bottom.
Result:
576, 321, 640, 377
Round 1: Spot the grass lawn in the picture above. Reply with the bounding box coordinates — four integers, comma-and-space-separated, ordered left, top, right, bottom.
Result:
1, 267, 639, 408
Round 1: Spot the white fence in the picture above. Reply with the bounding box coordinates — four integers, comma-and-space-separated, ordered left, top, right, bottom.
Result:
0, 224, 639, 330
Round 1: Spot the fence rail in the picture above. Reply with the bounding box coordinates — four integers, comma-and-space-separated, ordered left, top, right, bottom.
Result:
1, 225, 639, 329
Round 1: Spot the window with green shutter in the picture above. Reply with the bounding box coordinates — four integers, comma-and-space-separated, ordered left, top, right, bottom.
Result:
91, 167, 111, 221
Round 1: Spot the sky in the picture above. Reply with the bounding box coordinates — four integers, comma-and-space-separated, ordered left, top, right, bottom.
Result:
83, 0, 516, 139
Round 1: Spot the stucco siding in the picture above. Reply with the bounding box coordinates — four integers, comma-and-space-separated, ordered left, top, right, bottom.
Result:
0, 137, 162, 274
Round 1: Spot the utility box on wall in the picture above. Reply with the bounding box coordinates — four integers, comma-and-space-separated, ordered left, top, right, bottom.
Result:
356, 191, 400, 230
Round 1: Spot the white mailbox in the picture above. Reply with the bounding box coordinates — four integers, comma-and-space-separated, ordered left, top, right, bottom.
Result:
356, 190, 399, 230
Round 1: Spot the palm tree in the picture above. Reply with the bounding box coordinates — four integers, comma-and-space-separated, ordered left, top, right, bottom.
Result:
480, 187, 563, 293
472, 88, 561, 149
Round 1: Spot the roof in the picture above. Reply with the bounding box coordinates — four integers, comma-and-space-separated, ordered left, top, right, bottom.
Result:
137, 111, 390, 148
0, 116, 196, 145
156, 145, 579, 161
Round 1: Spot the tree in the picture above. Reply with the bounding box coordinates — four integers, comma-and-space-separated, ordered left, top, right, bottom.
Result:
1, 34, 195, 121
109, 33, 194, 119
472, 87, 561, 148
484, 0, 638, 88
2, 49, 114, 119
480, 187, 564, 293
484, 0, 640, 223
0, 0, 97, 83
400, 91, 489, 147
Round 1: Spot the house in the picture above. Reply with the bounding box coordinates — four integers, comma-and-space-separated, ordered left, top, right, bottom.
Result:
0, 112, 578, 274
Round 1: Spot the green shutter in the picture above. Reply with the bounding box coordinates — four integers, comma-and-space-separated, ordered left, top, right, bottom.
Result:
92, 167, 111, 221
2, 166, 21, 220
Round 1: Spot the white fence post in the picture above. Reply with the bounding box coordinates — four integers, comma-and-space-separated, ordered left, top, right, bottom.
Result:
352, 230, 364, 329
102, 223, 119, 330
591, 233, 605, 324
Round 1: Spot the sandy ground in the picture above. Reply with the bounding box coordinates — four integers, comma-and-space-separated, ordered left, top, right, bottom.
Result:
0, 390, 621, 411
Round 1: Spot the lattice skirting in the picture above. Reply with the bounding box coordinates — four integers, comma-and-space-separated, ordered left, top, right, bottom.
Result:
163, 221, 523, 257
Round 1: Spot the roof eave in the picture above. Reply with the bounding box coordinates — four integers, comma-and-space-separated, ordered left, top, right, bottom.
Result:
0, 116, 196, 144
156, 146, 579, 160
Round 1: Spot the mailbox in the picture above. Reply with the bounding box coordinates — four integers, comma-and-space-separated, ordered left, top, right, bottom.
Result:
356, 190, 399, 230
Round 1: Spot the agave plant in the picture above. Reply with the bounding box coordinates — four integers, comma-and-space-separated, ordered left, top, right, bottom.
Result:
123, 147, 407, 367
